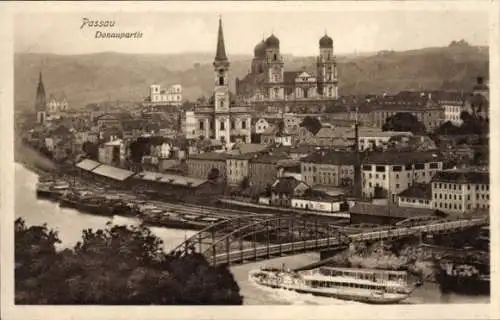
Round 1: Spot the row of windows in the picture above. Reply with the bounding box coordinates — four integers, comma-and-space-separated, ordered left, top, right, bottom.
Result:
434, 193, 490, 201
434, 202, 489, 210
433, 183, 489, 191
400, 198, 430, 205
364, 171, 436, 180
362, 163, 440, 171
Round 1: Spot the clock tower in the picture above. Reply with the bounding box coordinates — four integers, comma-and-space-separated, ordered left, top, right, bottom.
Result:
213, 17, 231, 143
317, 33, 338, 99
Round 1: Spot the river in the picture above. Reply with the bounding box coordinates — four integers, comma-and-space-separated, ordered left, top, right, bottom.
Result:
14, 163, 489, 305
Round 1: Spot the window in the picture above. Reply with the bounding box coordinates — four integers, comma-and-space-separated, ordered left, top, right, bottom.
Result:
405, 164, 412, 170
396, 184, 400, 189
382, 174, 386, 180
199, 120, 204, 130
415, 163, 424, 170
242, 120, 247, 129
393, 165, 402, 172
220, 121, 225, 130
231, 121, 235, 130
363, 165, 371, 171
429, 162, 439, 169
375, 174, 379, 179
376, 166, 385, 172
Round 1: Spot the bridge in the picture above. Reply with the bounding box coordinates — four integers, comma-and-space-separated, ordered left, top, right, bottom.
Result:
170, 213, 488, 266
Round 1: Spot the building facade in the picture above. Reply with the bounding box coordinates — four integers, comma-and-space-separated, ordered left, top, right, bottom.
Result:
431, 168, 489, 214
186, 152, 228, 181
362, 151, 443, 202
300, 151, 356, 187
235, 33, 339, 102
148, 84, 183, 106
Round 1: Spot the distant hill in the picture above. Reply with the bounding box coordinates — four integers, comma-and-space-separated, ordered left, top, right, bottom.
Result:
15, 43, 488, 111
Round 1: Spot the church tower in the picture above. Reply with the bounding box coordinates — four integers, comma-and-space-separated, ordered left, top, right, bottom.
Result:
35, 71, 47, 124
213, 17, 231, 143
264, 34, 284, 100
317, 33, 338, 99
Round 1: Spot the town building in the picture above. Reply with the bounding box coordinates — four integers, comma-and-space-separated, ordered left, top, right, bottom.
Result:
370, 94, 444, 131
270, 176, 310, 207
397, 183, 433, 209
146, 84, 183, 106
431, 168, 489, 214
185, 18, 252, 145
186, 151, 229, 181
362, 151, 443, 202
300, 151, 356, 187
226, 153, 255, 186
431, 91, 467, 125
249, 153, 288, 190
291, 189, 348, 213
235, 32, 339, 102
357, 130, 413, 151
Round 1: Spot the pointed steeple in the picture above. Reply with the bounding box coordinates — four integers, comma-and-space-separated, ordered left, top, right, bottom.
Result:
35, 70, 46, 112
214, 17, 228, 62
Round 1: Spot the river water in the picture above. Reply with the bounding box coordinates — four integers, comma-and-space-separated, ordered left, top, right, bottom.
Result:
14, 164, 489, 305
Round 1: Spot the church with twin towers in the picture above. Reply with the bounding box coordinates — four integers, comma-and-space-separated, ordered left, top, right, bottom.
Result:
236, 23, 339, 102
187, 17, 340, 145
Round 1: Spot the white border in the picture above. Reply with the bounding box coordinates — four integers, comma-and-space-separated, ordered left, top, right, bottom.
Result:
1, 1, 498, 320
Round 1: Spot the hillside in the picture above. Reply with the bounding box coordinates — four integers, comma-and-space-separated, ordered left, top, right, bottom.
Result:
15, 43, 488, 111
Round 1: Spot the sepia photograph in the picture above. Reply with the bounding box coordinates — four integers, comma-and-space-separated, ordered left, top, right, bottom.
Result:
1, 1, 496, 318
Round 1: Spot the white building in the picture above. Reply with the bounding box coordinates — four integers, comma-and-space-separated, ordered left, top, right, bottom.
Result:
362, 151, 443, 203
431, 168, 489, 214
358, 130, 413, 151
46, 95, 69, 114
149, 84, 183, 106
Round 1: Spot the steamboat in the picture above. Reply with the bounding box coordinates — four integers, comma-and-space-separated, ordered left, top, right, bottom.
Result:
250, 266, 419, 304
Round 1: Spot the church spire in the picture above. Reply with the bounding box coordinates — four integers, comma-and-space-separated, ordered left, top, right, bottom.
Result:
35, 70, 46, 112
214, 17, 228, 62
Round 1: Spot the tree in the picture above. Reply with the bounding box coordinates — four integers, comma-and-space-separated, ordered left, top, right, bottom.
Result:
373, 186, 388, 199
382, 112, 426, 134
15, 219, 243, 305
239, 176, 250, 191
82, 141, 99, 160
300, 116, 322, 135
207, 168, 220, 181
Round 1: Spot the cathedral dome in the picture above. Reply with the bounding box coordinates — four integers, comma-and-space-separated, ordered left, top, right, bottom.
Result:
319, 34, 333, 48
265, 34, 280, 48
254, 40, 267, 58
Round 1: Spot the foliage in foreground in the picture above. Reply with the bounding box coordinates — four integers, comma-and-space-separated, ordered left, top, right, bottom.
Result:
15, 218, 243, 305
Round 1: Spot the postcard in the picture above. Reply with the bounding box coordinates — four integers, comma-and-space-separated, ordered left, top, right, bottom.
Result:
0, 1, 497, 319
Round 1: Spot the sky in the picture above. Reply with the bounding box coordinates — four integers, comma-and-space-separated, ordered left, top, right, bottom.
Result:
14, 9, 489, 56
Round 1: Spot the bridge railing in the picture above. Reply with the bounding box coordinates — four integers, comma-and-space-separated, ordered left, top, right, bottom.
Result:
208, 217, 488, 265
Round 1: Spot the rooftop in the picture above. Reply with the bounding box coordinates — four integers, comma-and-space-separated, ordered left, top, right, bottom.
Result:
301, 151, 357, 165
431, 169, 489, 184
398, 183, 432, 199
92, 164, 135, 181
133, 171, 207, 188
350, 202, 436, 218
188, 152, 231, 161
363, 151, 442, 165
75, 159, 101, 171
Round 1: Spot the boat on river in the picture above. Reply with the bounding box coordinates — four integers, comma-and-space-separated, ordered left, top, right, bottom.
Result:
249, 266, 417, 304
36, 180, 70, 201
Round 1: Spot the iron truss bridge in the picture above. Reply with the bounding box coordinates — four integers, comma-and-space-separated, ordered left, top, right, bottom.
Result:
170, 214, 488, 266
